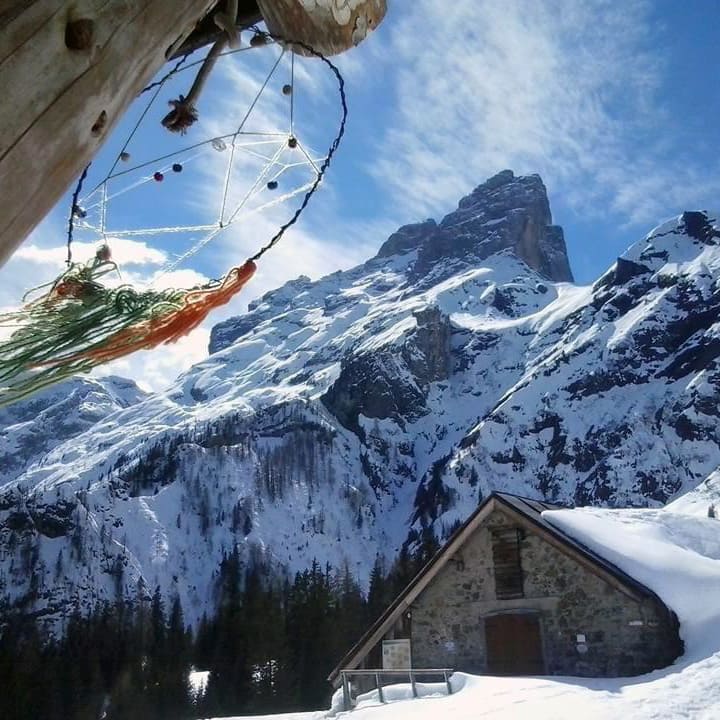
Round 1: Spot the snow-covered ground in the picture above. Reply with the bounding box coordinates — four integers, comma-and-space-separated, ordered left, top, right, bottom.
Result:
205, 497, 720, 720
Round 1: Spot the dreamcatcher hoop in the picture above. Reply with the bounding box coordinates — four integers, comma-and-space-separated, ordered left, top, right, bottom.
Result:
68, 30, 337, 283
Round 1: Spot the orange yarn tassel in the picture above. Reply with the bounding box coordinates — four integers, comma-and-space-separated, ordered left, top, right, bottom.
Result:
42, 260, 256, 367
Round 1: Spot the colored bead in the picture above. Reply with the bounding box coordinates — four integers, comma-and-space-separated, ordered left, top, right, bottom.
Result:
282, 84, 293, 96
172, 163, 183, 173
119, 151, 130, 162
96, 244, 112, 262
154, 172, 164, 182
267, 180, 278, 190
288, 137, 298, 149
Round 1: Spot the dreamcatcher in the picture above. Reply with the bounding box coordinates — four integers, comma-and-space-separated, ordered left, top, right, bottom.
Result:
0, 24, 347, 407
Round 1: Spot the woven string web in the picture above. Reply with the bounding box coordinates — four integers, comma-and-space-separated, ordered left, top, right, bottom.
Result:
70, 41, 323, 282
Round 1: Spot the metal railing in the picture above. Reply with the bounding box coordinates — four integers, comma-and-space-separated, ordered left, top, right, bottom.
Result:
339, 668, 454, 711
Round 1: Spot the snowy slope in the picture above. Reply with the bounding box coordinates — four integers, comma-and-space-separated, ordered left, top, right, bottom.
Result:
0, 375, 147, 483
1, 172, 720, 631
441, 210, 720, 514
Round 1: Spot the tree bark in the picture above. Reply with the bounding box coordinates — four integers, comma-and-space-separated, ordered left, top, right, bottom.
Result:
0, 0, 217, 268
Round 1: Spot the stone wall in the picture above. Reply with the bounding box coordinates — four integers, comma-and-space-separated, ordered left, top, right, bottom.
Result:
407, 508, 681, 677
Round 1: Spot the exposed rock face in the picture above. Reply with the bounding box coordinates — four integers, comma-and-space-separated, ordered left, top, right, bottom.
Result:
376, 219, 438, 258
322, 352, 427, 432
402, 307, 453, 385
411, 170, 573, 283
322, 306, 452, 431
1, 173, 718, 632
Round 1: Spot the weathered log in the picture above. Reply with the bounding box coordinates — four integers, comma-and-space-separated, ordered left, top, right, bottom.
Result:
0, 0, 217, 268
256, 0, 386, 56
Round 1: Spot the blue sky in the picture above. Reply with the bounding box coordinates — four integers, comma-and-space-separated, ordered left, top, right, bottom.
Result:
2, 0, 719, 390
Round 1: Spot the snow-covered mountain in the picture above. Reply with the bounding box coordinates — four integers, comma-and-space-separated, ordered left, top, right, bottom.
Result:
0, 375, 147, 484
1, 170, 719, 627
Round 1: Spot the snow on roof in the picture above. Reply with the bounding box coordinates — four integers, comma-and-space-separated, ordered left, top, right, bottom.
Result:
543, 505, 720, 660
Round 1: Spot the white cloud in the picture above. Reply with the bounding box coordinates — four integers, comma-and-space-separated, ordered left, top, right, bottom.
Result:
94, 328, 211, 393
15, 237, 167, 267
370, 0, 720, 226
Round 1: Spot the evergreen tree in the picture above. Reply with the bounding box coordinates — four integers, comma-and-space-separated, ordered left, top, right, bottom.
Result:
367, 554, 390, 622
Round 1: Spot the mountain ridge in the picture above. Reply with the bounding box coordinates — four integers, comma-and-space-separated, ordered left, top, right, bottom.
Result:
1, 172, 718, 630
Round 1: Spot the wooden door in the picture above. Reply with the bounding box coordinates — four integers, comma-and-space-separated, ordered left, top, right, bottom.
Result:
485, 613, 545, 675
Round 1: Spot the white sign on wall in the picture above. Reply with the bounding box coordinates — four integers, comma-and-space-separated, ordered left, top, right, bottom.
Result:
382, 639, 412, 669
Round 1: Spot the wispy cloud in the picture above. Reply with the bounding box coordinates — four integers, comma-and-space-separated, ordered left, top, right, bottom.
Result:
15, 238, 167, 267
370, 0, 720, 226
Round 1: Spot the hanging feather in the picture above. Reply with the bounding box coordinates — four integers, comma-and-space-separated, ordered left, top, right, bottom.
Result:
0, 253, 255, 407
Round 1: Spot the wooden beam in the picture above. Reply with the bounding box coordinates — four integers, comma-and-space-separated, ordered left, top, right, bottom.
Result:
168, 1, 262, 58
0, 0, 217, 268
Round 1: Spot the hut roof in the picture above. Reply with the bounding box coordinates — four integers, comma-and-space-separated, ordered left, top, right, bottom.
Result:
328, 491, 668, 686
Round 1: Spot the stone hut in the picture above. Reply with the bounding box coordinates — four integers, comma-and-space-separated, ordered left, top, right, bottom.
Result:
329, 492, 682, 686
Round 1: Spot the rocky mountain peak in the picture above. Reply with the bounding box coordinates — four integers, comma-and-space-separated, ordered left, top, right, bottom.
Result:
373, 171, 573, 283
7, 174, 719, 634
376, 219, 437, 259
411, 170, 573, 282
210, 172, 572, 356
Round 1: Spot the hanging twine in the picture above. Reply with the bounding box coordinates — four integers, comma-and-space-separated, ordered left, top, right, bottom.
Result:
0, 252, 256, 407
162, 0, 239, 134
66, 163, 90, 266
246, 26, 348, 262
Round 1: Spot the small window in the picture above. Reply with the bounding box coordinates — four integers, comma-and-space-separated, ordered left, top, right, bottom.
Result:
491, 527, 524, 599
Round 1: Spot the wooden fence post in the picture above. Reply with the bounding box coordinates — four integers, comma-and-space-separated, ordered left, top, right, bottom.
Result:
341, 671, 351, 712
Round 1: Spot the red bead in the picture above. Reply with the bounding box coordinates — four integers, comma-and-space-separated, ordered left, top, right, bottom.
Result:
154, 172, 164, 182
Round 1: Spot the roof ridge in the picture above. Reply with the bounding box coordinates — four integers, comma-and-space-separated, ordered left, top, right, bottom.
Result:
490, 490, 569, 508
